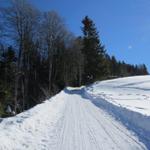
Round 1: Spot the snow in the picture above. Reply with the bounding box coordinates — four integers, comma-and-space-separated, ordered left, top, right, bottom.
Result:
87, 75, 150, 116
85, 75, 150, 148
0, 76, 149, 149
0, 90, 67, 150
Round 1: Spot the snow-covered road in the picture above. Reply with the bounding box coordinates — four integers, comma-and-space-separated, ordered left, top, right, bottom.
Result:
0, 88, 147, 150
56, 89, 146, 150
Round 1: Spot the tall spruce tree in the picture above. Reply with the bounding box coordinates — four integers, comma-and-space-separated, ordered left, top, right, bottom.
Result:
81, 16, 106, 84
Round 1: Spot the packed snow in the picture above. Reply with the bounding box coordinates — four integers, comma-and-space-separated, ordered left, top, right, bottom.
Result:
0, 76, 150, 149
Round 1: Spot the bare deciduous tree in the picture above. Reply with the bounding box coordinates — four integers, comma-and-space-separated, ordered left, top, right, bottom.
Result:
2, 0, 40, 112
40, 11, 69, 93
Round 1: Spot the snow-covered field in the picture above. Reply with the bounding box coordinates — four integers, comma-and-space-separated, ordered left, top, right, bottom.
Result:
0, 76, 150, 150
86, 75, 150, 116
85, 75, 150, 148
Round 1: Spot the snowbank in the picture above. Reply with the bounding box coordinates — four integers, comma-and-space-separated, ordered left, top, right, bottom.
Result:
0, 76, 149, 149
84, 75, 150, 148
0, 90, 67, 150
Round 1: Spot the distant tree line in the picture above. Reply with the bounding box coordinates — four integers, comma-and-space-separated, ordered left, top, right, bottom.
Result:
0, 0, 148, 117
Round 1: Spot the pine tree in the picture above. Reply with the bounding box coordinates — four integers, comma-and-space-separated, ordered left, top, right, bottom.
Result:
0, 46, 16, 116
81, 16, 106, 84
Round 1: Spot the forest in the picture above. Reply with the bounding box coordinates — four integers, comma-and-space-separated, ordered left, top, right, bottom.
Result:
0, 0, 148, 117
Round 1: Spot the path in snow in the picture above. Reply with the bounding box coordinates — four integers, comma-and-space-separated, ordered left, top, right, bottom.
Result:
0, 88, 147, 150
54, 89, 146, 150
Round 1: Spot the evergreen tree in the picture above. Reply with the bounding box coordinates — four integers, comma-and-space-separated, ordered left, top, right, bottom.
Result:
81, 16, 106, 84
0, 1, 149, 117
0, 46, 16, 116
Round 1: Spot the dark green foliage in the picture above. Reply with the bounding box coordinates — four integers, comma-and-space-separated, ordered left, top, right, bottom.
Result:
0, 2, 148, 117
106, 55, 149, 78
81, 16, 108, 83
0, 46, 16, 116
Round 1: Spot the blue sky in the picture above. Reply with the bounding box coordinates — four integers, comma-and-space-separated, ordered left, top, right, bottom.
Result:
3, 0, 150, 71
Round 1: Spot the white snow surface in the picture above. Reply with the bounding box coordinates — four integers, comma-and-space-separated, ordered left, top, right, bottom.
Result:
0, 76, 150, 150
86, 75, 150, 116
85, 75, 150, 149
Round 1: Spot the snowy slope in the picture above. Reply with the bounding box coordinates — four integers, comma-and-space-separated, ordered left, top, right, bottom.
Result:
0, 86, 147, 150
0, 90, 67, 150
86, 75, 150, 115
85, 75, 150, 149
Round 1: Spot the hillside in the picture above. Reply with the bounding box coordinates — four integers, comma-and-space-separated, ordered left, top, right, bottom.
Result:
0, 76, 150, 149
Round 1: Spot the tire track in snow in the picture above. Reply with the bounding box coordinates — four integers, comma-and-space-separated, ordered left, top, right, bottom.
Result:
54, 91, 146, 150
82, 100, 121, 150
83, 99, 145, 150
